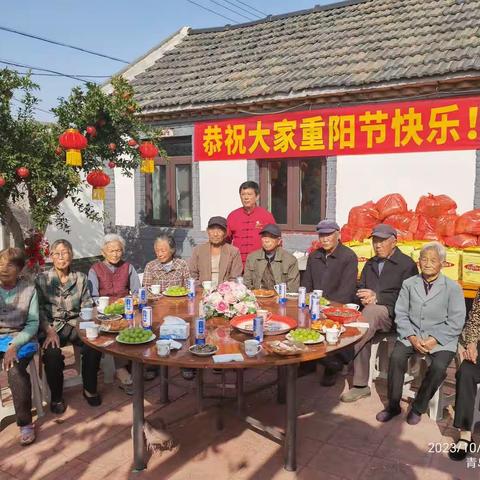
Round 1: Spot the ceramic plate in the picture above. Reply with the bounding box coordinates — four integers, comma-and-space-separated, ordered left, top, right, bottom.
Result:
231, 314, 297, 336
116, 333, 156, 345
188, 344, 218, 356
285, 332, 324, 344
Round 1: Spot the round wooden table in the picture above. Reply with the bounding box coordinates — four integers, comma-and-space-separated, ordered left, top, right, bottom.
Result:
80, 293, 366, 472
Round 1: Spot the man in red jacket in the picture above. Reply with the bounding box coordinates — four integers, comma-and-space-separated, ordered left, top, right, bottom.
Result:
227, 181, 275, 267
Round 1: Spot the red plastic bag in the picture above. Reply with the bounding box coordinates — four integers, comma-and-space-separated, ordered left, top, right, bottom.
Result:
340, 224, 354, 243
348, 201, 380, 228
444, 234, 478, 249
396, 230, 414, 242
352, 228, 372, 242
455, 210, 480, 235
383, 212, 419, 233
435, 214, 458, 237
414, 215, 441, 241
375, 193, 407, 220
415, 194, 457, 217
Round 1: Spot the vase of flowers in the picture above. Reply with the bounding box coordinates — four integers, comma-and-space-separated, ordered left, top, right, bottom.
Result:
202, 281, 258, 319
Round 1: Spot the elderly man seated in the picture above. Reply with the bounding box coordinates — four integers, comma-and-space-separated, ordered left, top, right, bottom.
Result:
36, 239, 102, 413
302, 220, 358, 303
189, 216, 242, 288
244, 224, 299, 292
88, 233, 141, 395
0, 248, 39, 445
340, 224, 418, 401
376, 242, 465, 425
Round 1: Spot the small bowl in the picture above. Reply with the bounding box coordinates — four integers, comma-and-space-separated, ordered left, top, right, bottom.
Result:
322, 307, 361, 324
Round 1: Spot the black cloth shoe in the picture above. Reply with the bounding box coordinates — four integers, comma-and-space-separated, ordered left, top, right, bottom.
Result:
50, 399, 66, 414
376, 407, 401, 423
448, 440, 473, 461
83, 390, 102, 407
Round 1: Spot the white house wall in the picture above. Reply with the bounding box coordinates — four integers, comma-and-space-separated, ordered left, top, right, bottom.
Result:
335, 150, 476, 226
46, 183, 104, 258
114, 168, 136, 227
199, 160, 248, 230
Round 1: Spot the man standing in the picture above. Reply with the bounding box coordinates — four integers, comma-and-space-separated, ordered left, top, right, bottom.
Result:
244, 224, 300, 292
302, 220, 358, 304
340, 223, 418, 403
227, 181, 275, 267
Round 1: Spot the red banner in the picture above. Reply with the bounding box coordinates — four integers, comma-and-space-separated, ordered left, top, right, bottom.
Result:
194, 96, 480, 161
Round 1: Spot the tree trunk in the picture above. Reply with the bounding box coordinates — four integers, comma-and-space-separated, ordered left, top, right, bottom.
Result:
1, 201, 25, 248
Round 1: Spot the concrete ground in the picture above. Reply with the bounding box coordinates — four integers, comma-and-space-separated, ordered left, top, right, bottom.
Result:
1, 347, 479, 480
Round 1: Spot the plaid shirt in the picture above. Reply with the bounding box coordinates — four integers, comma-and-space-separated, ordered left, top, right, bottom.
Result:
142, 258, 190, 291
36, 268, 93, 332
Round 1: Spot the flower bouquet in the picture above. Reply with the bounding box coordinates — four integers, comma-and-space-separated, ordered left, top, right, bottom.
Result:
202, 281, 258, 319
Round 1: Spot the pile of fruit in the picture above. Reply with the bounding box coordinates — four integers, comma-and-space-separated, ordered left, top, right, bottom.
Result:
117, 327, 153, 344
288, 328, 322, 343
103, 303, 124, 315
164, 286, 189, 296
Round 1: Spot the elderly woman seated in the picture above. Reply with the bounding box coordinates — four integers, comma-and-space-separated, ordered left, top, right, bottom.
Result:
376, 241, 466, 425
0, 248, 39, 445
36, 239, 102, 413
88, 233, 141, 395
189, 216, 242, 288
143, 234, 189, 290
448, 289, 480, 461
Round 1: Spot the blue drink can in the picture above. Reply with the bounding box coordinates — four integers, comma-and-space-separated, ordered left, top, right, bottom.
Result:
278, 283, 287, 304
195, 317, 206, 345
310, 293, 320, 320
141, 306, 152, 330
187, 278, 196, 298
298, 287, 306, 308
124, 295, 134, 321
139, 287, 147, 311
253, 315, 264, 342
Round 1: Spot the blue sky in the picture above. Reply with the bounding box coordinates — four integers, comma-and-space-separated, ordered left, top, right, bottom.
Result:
1, 0, 337, 121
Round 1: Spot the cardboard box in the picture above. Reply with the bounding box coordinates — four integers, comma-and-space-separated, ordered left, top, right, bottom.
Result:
442, 248, 461, 281
346, 241, 373, 277
462, 248, 480, 285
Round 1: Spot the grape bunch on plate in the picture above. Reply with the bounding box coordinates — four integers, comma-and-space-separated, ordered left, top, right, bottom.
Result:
117, 327, 153, 344
288, 328, 321, 343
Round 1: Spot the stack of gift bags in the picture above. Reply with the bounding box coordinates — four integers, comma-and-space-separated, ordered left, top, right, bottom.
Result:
337, 193, 480, 284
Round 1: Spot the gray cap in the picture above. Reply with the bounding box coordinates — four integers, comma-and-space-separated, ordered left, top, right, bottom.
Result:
260, 223, 281, 237
207, 216, 227, 229
316, 220, 340, 234
371, 223, 397, 239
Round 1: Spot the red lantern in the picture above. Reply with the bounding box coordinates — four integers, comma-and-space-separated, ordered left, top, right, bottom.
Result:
138, 142, 158, 174
59, 128, 88, 167
86, 170, 110, 201
16, 167, 29, 178
86, 125, 97, 137
0, 176, 5, 187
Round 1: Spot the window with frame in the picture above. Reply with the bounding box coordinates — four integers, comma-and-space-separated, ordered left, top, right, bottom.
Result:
145, 136, 193, 227
259, 158, 326, 231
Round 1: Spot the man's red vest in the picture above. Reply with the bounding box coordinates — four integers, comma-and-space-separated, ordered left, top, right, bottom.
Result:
91, 261, 130, 298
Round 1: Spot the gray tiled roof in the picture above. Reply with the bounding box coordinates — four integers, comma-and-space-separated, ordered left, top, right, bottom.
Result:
130, 0, 480, 114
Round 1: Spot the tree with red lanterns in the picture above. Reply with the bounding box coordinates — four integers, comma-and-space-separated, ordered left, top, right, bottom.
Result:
0, 69, 164, 258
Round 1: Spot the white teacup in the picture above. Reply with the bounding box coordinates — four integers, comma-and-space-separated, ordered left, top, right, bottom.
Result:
313, 289, 324, 297
345, 303, 360, 311
244, 339, 262, 357
325, 327, 340, 345
80, 307, 93, 320
148, 285, 161, 295
156, 340, 171, 357
256, 309, 272, 322
97, 296, 110, 312
86, 324, 99, 340
202, 281, 212, 291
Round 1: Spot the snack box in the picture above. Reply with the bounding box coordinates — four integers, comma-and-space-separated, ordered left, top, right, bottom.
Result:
442, 248, 461, 281
346, 241, 373, 277
462, 248, 480, 285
